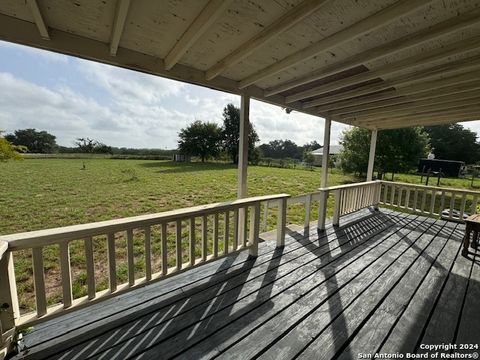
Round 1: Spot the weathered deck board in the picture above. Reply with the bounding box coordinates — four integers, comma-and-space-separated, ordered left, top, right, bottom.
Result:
13, 209, 479, 360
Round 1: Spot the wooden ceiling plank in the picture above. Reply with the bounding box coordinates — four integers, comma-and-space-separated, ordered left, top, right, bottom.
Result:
238, 0, 433, 89
205, 0, 331, 80
356, 105, 480, 126
344, 94, 480, 121
26, 0, 49, 40
165, 0, 233, 71
379, 114, 480, 129
265, 7, 480, 97
289, 35, 480, 103
306, 59, 480, 108
110, 0, 131, 56
326, 81, 480, 115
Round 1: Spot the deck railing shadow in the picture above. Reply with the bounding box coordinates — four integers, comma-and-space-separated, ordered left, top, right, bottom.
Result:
38, 246, 286, 359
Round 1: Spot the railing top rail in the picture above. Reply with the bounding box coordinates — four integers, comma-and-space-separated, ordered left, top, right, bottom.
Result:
318, 180, 380, 192
0, 240, 8, 261
1, 194, 290, 250
380, 180, 480, 195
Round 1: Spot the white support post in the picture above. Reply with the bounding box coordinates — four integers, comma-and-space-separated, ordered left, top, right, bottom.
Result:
318, 117, 331, 230
238, 94, 249, 251
277, 198, 287, 247
367, 129, 378, 181
321, 118, 331, 188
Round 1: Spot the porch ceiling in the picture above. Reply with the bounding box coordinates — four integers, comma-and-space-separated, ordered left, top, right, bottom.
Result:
1, 0, 479, 130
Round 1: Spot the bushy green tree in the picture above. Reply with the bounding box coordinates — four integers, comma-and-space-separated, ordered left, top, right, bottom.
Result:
75, 138, 112, 154
425, 124, 480, 164
339, 127, 430, 177
5, 128, 57, 153
178, 120, 223, 162
0, 131, 26, 161
222, 104, 259, 164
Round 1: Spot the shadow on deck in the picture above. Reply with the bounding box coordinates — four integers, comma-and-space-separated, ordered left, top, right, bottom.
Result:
15, 209, 480, 360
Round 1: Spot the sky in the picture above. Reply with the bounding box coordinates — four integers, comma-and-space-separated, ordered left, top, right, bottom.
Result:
1, 40, 479, 149
0, 40, 349, 150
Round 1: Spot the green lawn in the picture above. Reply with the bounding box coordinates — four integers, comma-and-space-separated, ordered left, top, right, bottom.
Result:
2, 158, 479, 312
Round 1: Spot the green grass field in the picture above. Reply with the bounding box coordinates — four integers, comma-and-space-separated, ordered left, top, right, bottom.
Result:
1, 158, 479, 312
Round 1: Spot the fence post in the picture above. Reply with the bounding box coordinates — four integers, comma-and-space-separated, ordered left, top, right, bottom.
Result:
0, 246, 19, 356
332, 189, 342, 226
249, 203, 261, 257
374, 181, 381, 210
277, 198, 287, 247
317, 190, 328, 231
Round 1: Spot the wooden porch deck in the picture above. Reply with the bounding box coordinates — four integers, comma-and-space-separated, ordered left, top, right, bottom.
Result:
16, 208, 480, 360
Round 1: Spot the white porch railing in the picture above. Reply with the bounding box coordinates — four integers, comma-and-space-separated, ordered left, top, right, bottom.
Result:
0, 194, 289, 337
379, 180, 479, 221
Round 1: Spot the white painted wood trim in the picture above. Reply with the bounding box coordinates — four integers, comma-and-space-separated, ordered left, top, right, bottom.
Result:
84, 237, 96, 300
32, 247, 47, 317
107, 233, 117, 292
109, 0, 130, 56
144, 227, 152, 281
59, 242, 72, 308
26, 0, 49, 40
165, 0, 232, 70
321, 118, 331, 188
126, 229, 135, 286
367, 130, 377, 181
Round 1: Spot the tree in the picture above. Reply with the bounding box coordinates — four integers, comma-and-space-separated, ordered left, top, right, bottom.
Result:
75, 138, 112, 154
178, 120, 223, 162
339, 127, 429, 177
424, 124, 480, 164
257, 139, 303, 160
0, 131, 26, 161
5, 128, 57, 153
222, 104, 259, 164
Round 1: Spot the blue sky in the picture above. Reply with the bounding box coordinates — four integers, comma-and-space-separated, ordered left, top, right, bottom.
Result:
1, 40, 479, 149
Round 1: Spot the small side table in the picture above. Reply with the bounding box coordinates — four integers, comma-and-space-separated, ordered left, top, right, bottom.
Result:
463, 214, 480, 257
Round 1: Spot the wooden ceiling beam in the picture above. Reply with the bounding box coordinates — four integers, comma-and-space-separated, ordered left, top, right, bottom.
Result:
264, 8, 480, 97
110, 0, 131, 56
26, 0, 49, 40
165, 0, 232, 71
238, 0, 433, 89
346, 94, 480, 122
205, 0, 330, 80
289, 36, 480, 103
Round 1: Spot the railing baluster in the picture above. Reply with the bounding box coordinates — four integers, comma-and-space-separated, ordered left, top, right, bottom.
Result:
390, 184, 395, 206
59, 242, 72, 308
317, 190, 328, 231
304, 193, 311, 236
412, 188, 418, 212
161, 223, 168, 276
84, 237, 95, 299
459, 193, 467, 220
107, 233, 117, 292
189, 217, 195, 267
420, 189, 427, 214
224, 211, 229, 255
201, 215, 207, 262
439, 190, 446, 216
0, 250, 19, 332
175, 220, 182, 271
242, 207, 248, 248
333, 189, 341, 226
449, 192, 456, 219
32, 247, 47, 317
144, 227, 152, 281
382, 183, 388, 204
213, 213, 219, 258
127, 229, 135, 286
233, 208, 239, 251
472, 194, 478, 214
277, 198, 287, 247
405, 189, 411, 210
429, 189, 437, 215
263, 200, 269, 232
249, 203, 261, 257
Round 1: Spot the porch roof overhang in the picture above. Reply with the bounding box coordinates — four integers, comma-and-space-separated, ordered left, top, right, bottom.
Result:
0, 0, 479, 130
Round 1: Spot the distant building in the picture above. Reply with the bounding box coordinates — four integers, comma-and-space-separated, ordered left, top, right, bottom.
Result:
311, 145, 343, 166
